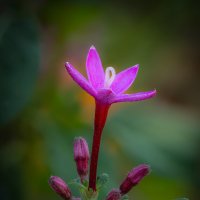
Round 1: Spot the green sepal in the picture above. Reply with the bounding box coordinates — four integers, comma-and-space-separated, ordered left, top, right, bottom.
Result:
82, 179, 89, 188
96, 173, 109, 190
69, 178, 84, 189
121, 195, 129, 200
80, 187, 99, 200
70, 178, 98, 200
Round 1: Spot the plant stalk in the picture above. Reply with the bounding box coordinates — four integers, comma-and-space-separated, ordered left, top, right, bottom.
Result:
88, 101, 110, 191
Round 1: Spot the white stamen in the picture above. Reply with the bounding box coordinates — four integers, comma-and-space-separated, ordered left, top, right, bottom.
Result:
104, 67, 116, 88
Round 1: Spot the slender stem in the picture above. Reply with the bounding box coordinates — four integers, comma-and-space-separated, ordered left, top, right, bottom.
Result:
88, 101, 110, 191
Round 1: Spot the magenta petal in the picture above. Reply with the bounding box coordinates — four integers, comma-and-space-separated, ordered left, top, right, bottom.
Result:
86, 46, 105, 90
111, 90, 156, 103
65, 62, 97, 97
110, 65, 139, 94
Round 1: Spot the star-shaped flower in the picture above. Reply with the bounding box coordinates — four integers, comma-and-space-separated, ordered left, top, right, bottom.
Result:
64, 46, 156, 191
65, 46, 156, 105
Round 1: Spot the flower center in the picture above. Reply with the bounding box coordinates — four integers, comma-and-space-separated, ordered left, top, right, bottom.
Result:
104, 67, 116, 88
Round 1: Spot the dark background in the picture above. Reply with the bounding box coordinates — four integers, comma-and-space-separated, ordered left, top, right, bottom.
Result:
0, 0, 200, 199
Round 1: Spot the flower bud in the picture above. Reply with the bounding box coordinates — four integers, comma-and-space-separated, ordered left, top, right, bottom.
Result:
74, 137, 90, 179
106, 189, 121, 200
49, 176, 71, 200
120, 164, 150, 195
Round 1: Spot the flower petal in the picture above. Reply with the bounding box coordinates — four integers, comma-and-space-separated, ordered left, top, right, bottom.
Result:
110, 65, 139, 94
86, 46, 105, 90
65, 62, 96, 97
111, 90, 156, 103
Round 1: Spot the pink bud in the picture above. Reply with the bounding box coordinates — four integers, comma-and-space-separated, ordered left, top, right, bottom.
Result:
106, 189, 121, 200
49, 176, 71, 200
74, 137, 90, 179
120, 164, 150, 194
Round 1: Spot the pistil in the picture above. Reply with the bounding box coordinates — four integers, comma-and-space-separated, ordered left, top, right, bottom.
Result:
104, 67, 116, 88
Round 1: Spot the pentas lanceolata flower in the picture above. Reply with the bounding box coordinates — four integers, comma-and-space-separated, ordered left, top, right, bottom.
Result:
74, 137, 90, 182
105, 189, 121, 200
49, 176, 72, 200
65, 46, 156, 105
105, 165, 150, 200
49, 46, 156, 200
120, 164, 150, 195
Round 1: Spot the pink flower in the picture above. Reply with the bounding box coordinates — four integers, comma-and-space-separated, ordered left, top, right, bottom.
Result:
74, 137, 90, 181
49, 176, 72, 200
65, 46, 156, 191
106, 189, 121, 200
65, 46, 156, 105
120, 164, 150, 195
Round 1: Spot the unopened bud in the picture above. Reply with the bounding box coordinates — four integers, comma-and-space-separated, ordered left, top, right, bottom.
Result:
106, 189, 121, 200
49, 176, 71, 200
120, 164, 150, 194
74, 137, 90, 179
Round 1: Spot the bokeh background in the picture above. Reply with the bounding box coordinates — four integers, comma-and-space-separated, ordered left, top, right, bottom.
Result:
0, 0, 200, 200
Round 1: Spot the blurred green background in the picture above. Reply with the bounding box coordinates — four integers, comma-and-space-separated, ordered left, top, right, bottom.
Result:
0, 0, 200, 199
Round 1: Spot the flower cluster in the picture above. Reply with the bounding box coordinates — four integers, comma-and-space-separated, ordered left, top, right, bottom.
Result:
49, 137, 89, 200
48, 46, 156, 200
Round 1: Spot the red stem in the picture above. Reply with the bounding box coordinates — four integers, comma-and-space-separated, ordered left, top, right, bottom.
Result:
88, 101, 110, 191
